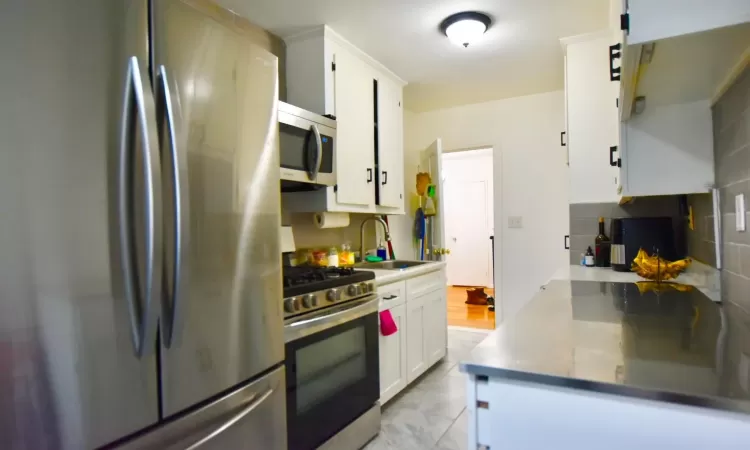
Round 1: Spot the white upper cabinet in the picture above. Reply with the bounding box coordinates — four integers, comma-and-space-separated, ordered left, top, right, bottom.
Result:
376, 75, 404, 210
562, 31, 621, 204
612, 0, 750, 196
624, 0, 750, 46
330, 39, 375, 207
282, 26, 406, 214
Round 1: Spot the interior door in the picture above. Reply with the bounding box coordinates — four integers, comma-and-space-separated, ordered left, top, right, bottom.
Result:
332, 42, 375, 206
420, 139, 446, 261
153, 0, 284, 417
445, 179, 491, 287
0, 0, 161, 448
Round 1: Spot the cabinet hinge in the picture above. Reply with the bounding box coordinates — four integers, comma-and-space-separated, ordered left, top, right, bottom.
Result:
616, 98, 619, 108
620, 13, 630, 33
333, 184, 338, 193
331, 62, 336, 71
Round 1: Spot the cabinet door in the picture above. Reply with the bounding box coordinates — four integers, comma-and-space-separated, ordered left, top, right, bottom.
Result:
424, 289, 447, 366
379, 304, 407, 404
566, 33, 620, 204
376, 76, 404, 209
331, 42, 375, 206
406, 296, 427, 383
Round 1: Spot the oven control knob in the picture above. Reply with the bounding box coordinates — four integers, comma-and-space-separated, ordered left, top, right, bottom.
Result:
359, 282, 372, 293
326, 289, 339, 302
347, 285, 358, 296
284, 298, 300, 313
302, 294, 318, 308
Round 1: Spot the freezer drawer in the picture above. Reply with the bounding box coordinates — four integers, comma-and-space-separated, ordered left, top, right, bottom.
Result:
118, 366, 286, 450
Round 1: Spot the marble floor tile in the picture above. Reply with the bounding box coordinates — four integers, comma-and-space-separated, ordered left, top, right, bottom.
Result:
364, 327, 487, 450
365, 405, 454, 450
435, 409, 469, 450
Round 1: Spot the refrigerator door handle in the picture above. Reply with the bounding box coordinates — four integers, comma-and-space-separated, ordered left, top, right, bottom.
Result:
118, 56, 163, 357
156, 65, 189, 349
183, 388, 274, 450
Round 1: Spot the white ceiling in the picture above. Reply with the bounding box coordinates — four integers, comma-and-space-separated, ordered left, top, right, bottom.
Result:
219, 0, 610, 112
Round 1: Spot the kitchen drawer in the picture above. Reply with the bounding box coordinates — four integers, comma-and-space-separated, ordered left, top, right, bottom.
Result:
406, 269, 446, 299
378, 281, 405, 310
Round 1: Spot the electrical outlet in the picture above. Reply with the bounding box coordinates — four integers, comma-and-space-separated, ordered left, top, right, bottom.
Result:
508, 216, 523, 229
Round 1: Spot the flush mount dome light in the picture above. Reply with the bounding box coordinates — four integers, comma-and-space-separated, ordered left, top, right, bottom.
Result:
440, 11, 492, 47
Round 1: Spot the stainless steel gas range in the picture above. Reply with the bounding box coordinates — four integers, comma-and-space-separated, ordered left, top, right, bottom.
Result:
282, 266, 381, 450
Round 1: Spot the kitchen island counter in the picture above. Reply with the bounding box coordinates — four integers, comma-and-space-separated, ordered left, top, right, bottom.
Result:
460, 279, 749, 414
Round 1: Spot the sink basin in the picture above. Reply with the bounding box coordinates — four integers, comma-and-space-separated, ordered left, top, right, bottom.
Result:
357, 260, 430, 270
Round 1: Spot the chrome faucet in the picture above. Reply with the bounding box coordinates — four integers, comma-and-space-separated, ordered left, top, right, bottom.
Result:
360, 216, 391, 262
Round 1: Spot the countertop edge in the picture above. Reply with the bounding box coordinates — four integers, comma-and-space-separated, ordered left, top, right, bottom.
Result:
372, 261, 446, 286
459, 363, 750, 416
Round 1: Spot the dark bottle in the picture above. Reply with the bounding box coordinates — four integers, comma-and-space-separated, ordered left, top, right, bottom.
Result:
594, 217, 611, 267
585, 246, 595, 267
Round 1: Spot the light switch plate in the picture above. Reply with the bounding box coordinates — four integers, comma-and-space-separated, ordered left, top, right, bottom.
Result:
736, 194, 746, 232
508, 216, 523, 229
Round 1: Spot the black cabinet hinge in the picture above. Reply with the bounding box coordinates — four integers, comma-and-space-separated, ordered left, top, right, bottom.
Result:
331, 62, 336, 71
616, 98, 619, 108
620, 13, 630, 33
333, 184, 338, 192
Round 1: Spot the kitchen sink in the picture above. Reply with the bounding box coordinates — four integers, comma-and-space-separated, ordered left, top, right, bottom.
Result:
357, 260, 430, 270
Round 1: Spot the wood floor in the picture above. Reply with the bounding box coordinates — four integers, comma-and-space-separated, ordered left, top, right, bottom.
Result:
446, 286, 495, 330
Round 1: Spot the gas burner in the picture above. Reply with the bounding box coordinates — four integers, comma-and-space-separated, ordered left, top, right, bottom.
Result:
282, 266, 376, 318
282, 266, 357, 287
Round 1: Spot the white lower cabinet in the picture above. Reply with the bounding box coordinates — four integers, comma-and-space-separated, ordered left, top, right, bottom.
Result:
424, 289, 447, 366
405, 294, 428, 383
378, 303, 407, 405
377, 269, 448, 403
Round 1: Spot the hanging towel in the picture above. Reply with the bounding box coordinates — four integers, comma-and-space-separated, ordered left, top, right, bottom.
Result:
379, 310, 398, 336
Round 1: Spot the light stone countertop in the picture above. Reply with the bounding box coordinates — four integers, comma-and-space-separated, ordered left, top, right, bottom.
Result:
363, 260, 446, 286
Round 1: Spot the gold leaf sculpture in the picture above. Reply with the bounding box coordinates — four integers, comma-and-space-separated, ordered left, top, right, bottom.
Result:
631, 248, 692, 282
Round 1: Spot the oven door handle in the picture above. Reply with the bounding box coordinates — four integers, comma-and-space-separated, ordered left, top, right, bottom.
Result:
285, 295, 379, 343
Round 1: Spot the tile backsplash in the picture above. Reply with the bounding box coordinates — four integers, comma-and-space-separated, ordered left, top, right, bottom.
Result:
568, 196, 686, 265
688, 63, 750, 400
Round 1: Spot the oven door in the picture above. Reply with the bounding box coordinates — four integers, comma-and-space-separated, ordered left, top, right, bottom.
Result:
284, 296, 379, 450
278, 109, 336, 188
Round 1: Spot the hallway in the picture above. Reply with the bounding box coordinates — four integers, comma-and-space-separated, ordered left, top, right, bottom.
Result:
446, 286, 495, 330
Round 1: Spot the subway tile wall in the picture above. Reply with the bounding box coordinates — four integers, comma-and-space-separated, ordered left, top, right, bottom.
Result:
568, 197, 686, 265
689, 63, 750, 398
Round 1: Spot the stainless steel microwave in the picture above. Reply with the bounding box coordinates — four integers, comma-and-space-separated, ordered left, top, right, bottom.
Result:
278, 101, 336, 188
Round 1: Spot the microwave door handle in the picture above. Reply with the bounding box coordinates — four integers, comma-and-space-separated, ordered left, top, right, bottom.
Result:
311, 124, 322, 179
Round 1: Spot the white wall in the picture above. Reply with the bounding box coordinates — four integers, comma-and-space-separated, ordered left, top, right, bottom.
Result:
394, 91, 569, 323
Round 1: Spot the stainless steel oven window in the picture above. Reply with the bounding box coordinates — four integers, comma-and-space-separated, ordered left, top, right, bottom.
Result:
295, 326, 367, 413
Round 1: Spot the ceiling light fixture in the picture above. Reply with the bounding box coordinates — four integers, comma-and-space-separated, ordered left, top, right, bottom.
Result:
440, 11, 492, 48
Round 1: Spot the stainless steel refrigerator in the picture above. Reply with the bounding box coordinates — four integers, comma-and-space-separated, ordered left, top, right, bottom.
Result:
1, 0, 286, 448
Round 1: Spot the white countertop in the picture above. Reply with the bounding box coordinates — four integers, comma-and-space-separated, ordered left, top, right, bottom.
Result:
550, 262, 721, 302
365, 260, 446, 285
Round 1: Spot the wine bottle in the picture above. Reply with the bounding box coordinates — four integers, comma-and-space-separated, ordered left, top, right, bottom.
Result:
594, 217, 611, 267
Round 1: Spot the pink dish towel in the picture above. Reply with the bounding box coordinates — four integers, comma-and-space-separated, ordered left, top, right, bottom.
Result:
379, 310, 398, 336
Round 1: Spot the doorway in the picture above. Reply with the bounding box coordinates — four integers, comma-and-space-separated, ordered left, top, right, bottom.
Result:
442, 148, 495, 330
